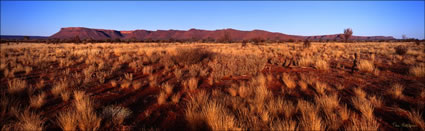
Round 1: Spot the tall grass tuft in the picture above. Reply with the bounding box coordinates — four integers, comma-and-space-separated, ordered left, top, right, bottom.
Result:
389, 83, 404, 99
281, 73, 296, 89
8, 79, 27, 94
56, 110, 78, 131
314, 60, 329, 71
358, 60, 374, 73
410, 65, 425, 77
72, 91, 101, 131
13, 109, 45, 131
30, 92, 46, 109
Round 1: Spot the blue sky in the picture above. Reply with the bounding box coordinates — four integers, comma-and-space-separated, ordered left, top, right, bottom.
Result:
1, 1, 424, 39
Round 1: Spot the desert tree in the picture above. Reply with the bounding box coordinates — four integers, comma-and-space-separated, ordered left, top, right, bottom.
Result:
146, 38, 153, 43
106, 38, 112, 43
343, 28, 353, 42
73, 35, 81, 44
415, 39, 422, 45
114, 38, 121, 43
287, 39, 295, 43
190, 37, 200, 43
303, 39, 311, 48
23, 36, 30, 41
126, 37, 136, 43
251, 37, 265, 45
168, 38, 176, 43
241, 40, 247, 47
221, 32, 232, 43
402, 34, 408, 40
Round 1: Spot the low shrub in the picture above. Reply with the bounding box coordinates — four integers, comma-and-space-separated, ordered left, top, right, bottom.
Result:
410, 65, 425, 77
395, 45, 408, 55
358, 60, 374, 73
303, 40, 311, 48
173, 48, 215, 66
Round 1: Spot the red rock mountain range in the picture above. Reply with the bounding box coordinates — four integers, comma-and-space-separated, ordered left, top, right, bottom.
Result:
49, 27, 395, 41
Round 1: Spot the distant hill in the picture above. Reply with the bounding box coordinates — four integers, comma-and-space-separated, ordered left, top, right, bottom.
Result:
49, 27, 396, 42
2, 27, 395, 42
1, 35, 48, 40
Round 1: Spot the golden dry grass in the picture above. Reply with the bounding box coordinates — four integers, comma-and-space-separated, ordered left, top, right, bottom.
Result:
282, 100, 296, 119
60, 91, 70, 102
270, 119, 297, 130
347, 116, 380, 131
314, 81, 327, 95
24, 66, 32, 75
148, 75, 157, 87
315, 93, 340, 113
281, 73, 296, 89
339, 104, 352, 121
354, 87, 367, 98
297, 100, 324, 130
202, 101, 238, 130
7, 79, 27, 94
237, 84, 251, 98
171, 93, 181, 104
35, 80, 45, 89
0, 42, 423, 130
410, 65, 425, 77
161, 83, 173, 95
186, 77, 198, 91
56, 110, 78, 131
71, 91, 101, 130
389, 83, 404, 99
76, 110, 101, 131
124, 73, 133, 81
369, 95, 383, 108
227, 87, 238, 96
406, 110, 425, 129
30, 92, 46, 109
121, 80, 132, 89
299, 57, 314, 67
51, 80, 68, 97
143, 66, 153, 75
157, 91, 167, 105
15, 109, 44, 131
110, 80, 118, 87
314, 59, 329, 71
352, 97, 375, 120
358, 60, 375, 73
73, 91, 91, 112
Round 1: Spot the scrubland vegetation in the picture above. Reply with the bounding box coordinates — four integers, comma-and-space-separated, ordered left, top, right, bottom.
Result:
0, 42, 424, 130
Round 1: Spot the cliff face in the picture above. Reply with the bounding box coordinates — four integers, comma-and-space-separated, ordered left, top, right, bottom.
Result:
50, 27, 124, 40
49, 27, 396, 41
